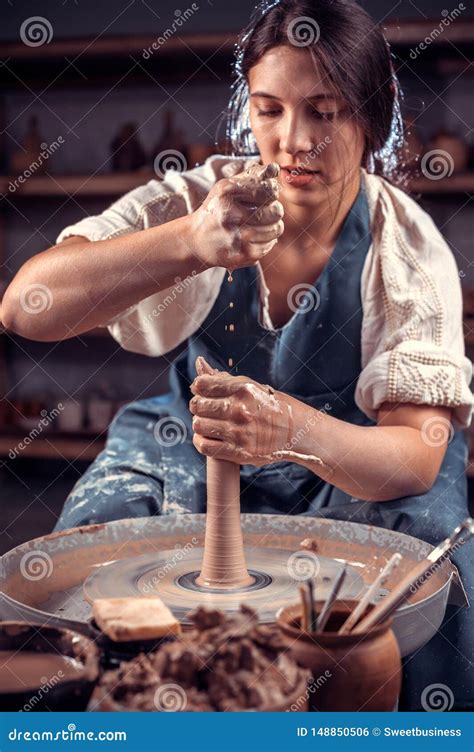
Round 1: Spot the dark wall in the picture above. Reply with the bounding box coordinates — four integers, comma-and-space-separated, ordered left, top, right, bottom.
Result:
2, 0, 472, 41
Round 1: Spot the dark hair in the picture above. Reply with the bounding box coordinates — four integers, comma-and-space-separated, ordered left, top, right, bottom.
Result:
225, 0, 404, 182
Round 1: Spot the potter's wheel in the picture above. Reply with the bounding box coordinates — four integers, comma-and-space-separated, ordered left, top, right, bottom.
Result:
0, 514, 467, 656
82, 548, 364, 624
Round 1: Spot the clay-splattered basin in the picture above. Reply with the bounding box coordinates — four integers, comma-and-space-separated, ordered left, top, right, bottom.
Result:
0, 514, 466, 657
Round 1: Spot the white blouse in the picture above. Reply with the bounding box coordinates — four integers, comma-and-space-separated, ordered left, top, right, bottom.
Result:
57, 155, 473, 429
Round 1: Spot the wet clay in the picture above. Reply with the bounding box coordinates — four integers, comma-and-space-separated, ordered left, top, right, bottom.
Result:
0, 651, 85, 692
93, 605, 310, 712
196, 458, 254, 589
196, 161, 281, 267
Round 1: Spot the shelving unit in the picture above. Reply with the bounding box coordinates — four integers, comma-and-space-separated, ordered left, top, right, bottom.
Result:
1, 20, 473, 461
1, 171, 474, 198
0, 430, 105, 461
0, 19, 472, 75
0, 172, 156, 198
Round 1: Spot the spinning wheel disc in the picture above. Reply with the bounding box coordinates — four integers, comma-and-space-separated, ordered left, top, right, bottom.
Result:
83, 546, 366, 624
0, 514, 460, 656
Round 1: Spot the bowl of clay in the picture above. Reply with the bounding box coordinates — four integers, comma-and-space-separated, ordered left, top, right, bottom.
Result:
87, 655, 309, 713
89, 607, 311, 713
0, 621, 99, 711
90, 662, 310, 713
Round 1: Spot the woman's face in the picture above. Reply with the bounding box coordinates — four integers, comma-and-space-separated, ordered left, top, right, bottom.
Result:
248, 45, 365, 207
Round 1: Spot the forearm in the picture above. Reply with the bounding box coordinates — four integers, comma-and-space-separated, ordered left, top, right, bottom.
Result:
1, 213, 201, 341
284, 397, 433, 501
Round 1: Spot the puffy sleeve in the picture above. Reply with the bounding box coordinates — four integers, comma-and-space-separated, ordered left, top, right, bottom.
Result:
55, 169, 226, 356
355, 179, 473, 430
56, 178, 162, 244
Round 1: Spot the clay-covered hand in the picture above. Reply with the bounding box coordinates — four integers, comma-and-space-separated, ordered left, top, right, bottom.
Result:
189, 162, 284, 271
189, 356, 293, 466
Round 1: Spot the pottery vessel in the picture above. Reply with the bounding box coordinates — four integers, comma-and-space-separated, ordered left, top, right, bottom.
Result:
277, 600, 401, 711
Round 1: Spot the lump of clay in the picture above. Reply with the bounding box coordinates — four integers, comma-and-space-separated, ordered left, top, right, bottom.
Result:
94, 605, 309, 712
300, 538, 318, 552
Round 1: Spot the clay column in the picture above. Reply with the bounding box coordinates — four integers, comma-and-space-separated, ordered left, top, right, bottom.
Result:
196, 458, 253, 589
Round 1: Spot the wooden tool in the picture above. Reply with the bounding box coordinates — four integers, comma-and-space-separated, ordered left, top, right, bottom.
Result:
338, 553, 401, 634
299, 585, 309, 631
307, 579, 317, 632
315, 563, 347, 631
352, 518, 474, 634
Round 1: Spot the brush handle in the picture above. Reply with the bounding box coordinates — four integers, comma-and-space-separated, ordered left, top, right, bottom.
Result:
351, 561, 428, 633
352, 533, 471, 633
316, 564, 347, 631
339, 553, 401, 634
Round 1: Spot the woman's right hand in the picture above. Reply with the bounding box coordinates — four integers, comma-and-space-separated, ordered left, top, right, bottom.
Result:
189, 161, 284, 270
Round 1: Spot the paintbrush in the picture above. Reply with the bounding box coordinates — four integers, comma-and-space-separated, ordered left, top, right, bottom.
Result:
338, 553, 402, 634
315, 563, 347, 632
298, 585, 309, 631
352, 518, 474, 634
307, 579, 317, 632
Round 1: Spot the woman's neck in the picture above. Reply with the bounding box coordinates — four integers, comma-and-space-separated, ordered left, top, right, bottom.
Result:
278, 172, 361, 255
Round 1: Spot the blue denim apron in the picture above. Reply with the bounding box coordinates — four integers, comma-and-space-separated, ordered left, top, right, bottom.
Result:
54, 184, 472, 710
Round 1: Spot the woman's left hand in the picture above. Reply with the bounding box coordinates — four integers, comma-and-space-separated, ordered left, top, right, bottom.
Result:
189, 356, 293, 466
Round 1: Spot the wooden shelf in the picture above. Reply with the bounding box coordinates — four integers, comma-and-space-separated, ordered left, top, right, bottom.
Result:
0, 32, 235, 63
1, 20, 472, 88
0, 32, 235, 88
0, 326, 112, 340
0, 431, 105, 460
408, 173, 474, 195
383, 17, 474, 46
0, 171, 155, 198
1, 20, 473, 62
2, 171, 474, 200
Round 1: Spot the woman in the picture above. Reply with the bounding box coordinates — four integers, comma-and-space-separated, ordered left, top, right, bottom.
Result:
2, 0, 472, 710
